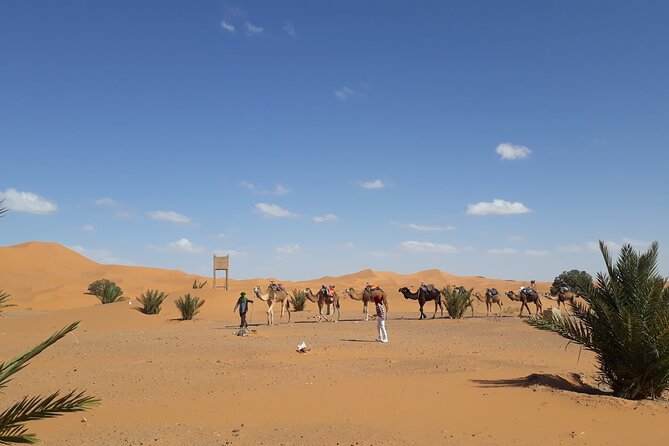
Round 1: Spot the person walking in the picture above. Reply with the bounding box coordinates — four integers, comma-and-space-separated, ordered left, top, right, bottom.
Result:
233, 291, 254, 329
374, 293, 388, 343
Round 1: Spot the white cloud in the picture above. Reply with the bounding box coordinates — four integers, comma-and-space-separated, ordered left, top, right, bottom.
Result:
359, 179, 384, 190
263, 184, 290, 195
70, 245, 121, 264
558, 244, 582, 253
276, 244, 300, 254
313, 213, 338, 223
467, 199, 530, 216
507, 234, 523, 241
401, 241, 458, 253
394, 222, 455, 232
215, 249, 247, 257
334, 86, 354, 101
221, 20, 235, 32
147, 210, 191, 224
488, 248, 518, 255
245, 22, 263, 35
83, 225, 95, 232
343, 242, 356, 249
168, 238, 204, 253
283, 21, 296, 36
255, 202, 296, 218
95, 197, 118, 206
212, 233, 226, 239
241, 181, 256, 190
622, 238, 651, 248
525, 249, 550, 256
0, 188, 57, 214
496, 143, 532, 160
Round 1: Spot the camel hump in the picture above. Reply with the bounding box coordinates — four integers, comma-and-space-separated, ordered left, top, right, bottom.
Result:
420, 283, 438, 293
270, 283, 286, 292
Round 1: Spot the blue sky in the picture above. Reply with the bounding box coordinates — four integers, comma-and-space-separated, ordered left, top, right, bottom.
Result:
1, 1, 668, 281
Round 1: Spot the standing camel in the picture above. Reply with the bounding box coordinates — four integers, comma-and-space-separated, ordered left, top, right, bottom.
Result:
505, 288, 543, 317
363, 285, 389, 317
543, 288, 580, 314
342, 287, 372, 321
304, 286, 341, 322
253, 283, 291, 325
398, 284, 443, 319
473, 288, 504, 317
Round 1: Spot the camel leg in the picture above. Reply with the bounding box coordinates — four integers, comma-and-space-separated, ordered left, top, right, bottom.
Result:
518, 302, 527, 317
432, 300, 438, 319
364, 301, 368, 321
439, 300, 444, 318
267, 302, 274, 325
497, 301, 503, 316
284, 299, 291, 323
486, 301, 491, 317
419, 302, 426, 319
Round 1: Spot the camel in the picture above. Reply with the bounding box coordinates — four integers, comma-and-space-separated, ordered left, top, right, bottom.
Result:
304, 286, 341, 322
252, 283, 291, 325
543, 288, 581, 314
473, 288, 504, 317
341, 287, 372, 321
363, 285, 389, 316
398, 284, 443, 319
505, 288, 543, 317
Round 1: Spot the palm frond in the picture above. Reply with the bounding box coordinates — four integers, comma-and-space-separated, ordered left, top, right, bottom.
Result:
0, 322, 79, 391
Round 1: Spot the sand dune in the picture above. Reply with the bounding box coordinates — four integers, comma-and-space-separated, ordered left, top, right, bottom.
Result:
2, 241, 665, 445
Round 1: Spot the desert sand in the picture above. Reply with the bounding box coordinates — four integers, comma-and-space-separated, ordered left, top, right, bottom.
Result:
0, 242, 667, 445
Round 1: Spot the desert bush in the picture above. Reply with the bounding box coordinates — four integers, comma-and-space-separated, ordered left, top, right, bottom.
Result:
175, 294, 205, 320
528, 241, 669, 400
192, 279, 207, 289
0, 290, 16, 314
290, 289, 307, 311
86, 279, 125, 304
442, 286, 473, 319
137, 289, 168, 315
550, 269, 593, 295
0, 322, 99, 443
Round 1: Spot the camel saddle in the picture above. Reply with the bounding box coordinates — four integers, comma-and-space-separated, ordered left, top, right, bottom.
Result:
320, 285, 336, 299
365, 284, 381, 293
488, 288, 499, 296
419, 284, 438, 294
270, 283, 285, 292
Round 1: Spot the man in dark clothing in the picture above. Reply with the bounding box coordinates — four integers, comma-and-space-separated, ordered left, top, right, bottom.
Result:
233, 292, 254, 328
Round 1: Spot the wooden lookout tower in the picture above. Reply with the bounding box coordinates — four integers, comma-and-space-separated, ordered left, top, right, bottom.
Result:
213, 254, 229, 290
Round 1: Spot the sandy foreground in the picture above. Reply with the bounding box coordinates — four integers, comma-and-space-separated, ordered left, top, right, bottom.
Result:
0, 242, 667, 445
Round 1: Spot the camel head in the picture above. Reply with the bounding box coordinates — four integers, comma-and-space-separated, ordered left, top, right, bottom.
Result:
398, 287, 411, 298
505, 290, 517, 300
253, 286, 261, 294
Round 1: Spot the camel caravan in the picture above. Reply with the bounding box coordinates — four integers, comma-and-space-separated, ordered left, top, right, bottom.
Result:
250, 281, 580, 325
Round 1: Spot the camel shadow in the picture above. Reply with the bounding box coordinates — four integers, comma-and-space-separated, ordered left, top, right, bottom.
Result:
340, 339, 377, 343
471, 373, 608, 396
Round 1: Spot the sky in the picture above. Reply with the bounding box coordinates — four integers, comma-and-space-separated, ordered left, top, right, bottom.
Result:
1, 1, 668, 281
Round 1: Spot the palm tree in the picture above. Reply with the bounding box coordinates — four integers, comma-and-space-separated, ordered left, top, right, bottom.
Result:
527, 241, 669, 400
0, 322, 99, 443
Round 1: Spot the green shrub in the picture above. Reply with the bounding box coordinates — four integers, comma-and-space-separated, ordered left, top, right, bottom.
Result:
86, 279, 125, 304
0, 290, 16, 314
175, 294, 205, 320
289, 289, 307, 312
528, 241, 669, 400
137, 289, 168, 315
192, 279, 207, 289
442, 286, 473, 319
0, 322, 99, 443
550, 269, 593, 295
